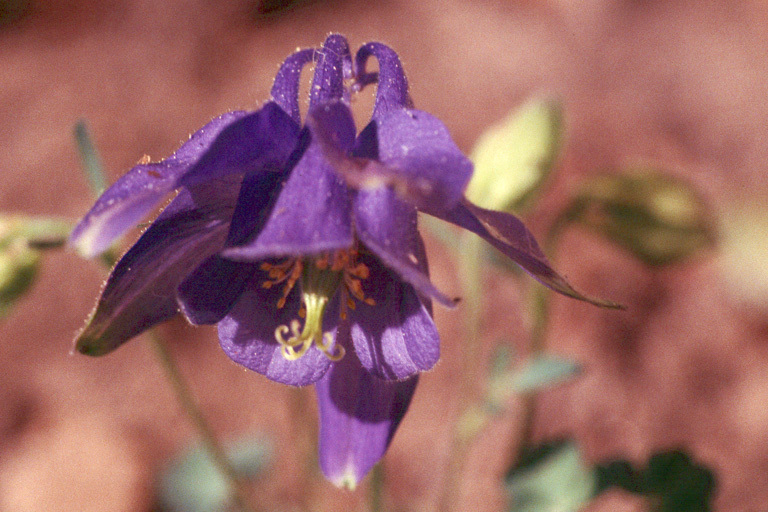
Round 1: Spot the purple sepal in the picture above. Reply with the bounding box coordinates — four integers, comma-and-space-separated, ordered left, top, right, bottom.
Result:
70, 111, 249, 257
176, 255, 256, 325
443, 200, 624, 308
223, 123, 354, 261
349, 250, 440, 380
75, 179, 241, 356
70, 104, 299, 258
179, 102, 300, 188
217, 279, 337, 386
307, 102, 472, 217
374, 108, 473, 215
355, 187, 455, 307
316, 327, 418, 489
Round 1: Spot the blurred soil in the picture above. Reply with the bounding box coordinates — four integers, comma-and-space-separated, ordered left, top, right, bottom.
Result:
1, 0, 768, 510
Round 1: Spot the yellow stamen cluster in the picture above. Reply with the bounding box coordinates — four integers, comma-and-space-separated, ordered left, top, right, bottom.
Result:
260, 249, 377, 362
259, 259, 303, 309
274, 294, 344, 361
339, 252, 376, 320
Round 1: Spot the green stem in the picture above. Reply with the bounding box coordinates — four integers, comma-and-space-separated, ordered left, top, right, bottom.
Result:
511, 211, 570, 464
370, 463, 385, 512
74, 120, 107, 196
437, 233, 486, 512
149, 332, 262, 512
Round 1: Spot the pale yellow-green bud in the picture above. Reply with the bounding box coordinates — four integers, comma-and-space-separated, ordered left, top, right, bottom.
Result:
466, 98, 562, 212
718, 202, 768, 315
0, 215, 72, 316
567, 170, 716, 266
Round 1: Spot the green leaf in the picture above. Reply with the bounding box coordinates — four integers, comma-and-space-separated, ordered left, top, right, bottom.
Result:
595, 459, 642, 494
510, 355, 583, 394
157, 436, 271, 512
718, 204, 768, 311
467, 98, 562, 213
594, 450, 716, 512
643, 450, 716, 512
74, 120, 107, 197
507, 440, 596, 512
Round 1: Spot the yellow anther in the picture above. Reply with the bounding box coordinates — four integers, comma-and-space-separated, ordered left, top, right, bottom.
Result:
268, 248, 377, 363
349, 262, 369, 279
259, 258, 303, 309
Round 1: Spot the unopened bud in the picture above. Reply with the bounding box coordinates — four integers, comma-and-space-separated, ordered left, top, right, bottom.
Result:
567, 170, 716, 266
467, 98, 562, 212
0, 215, 72, 315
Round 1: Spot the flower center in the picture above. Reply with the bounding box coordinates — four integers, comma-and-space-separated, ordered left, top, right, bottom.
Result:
260, 249, 376, 362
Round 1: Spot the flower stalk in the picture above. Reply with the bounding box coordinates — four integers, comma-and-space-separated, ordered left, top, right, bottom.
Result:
149, 332, 262, 512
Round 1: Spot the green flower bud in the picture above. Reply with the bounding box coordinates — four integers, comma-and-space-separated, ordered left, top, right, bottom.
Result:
718, 203, 768, 314
0, 215, 72, 316
466, 98, 562, 213
567, 170, 716, 266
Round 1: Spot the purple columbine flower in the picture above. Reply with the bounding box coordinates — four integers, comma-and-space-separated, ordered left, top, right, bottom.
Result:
70, 35, 616, 488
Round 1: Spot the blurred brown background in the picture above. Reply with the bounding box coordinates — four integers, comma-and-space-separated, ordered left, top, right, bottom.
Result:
1, 0, 768, 510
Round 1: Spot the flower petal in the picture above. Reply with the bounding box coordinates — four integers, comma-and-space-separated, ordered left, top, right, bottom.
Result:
308, 103, 472, 217
355, 187, 455, 307
316, 329, 418, 489
75, 178, 241, 356
442, 200, 624, 308
179, 102, 300, 188
217, 277, 336, 386
348, 250, 440, 380
354, 42, 413, 118
70, 104, 299, 258
375, 108, 474, 215
271, 48, 317, 124
176, 255, 257, 325
223, 130, 354, 261
309, 35, 351, 108
69, 111, 249, 257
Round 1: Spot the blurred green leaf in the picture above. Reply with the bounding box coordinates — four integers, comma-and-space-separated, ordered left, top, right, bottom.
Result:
507, 440, 596, 512
594, 450, 716, 512
482, 354, 582, 414
158, 436, 271, 512
595, 459, 642, 494
509, 355, 583, 394
467, 98, 562, 213
0, 242, 38, 317
718, 203, 768, 313
74, 120, 107, 197
644, 450, 715, 512
567, 170, 716, 266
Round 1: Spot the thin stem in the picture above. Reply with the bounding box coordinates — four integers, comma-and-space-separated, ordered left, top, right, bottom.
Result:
149, 332, 262, 512
73, 120, 107, 196
370, 462, 385, 512
437, 233, 486, 512
509, 211, 570, 465
514, 285, 550, 462
288, 386, 315, 509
